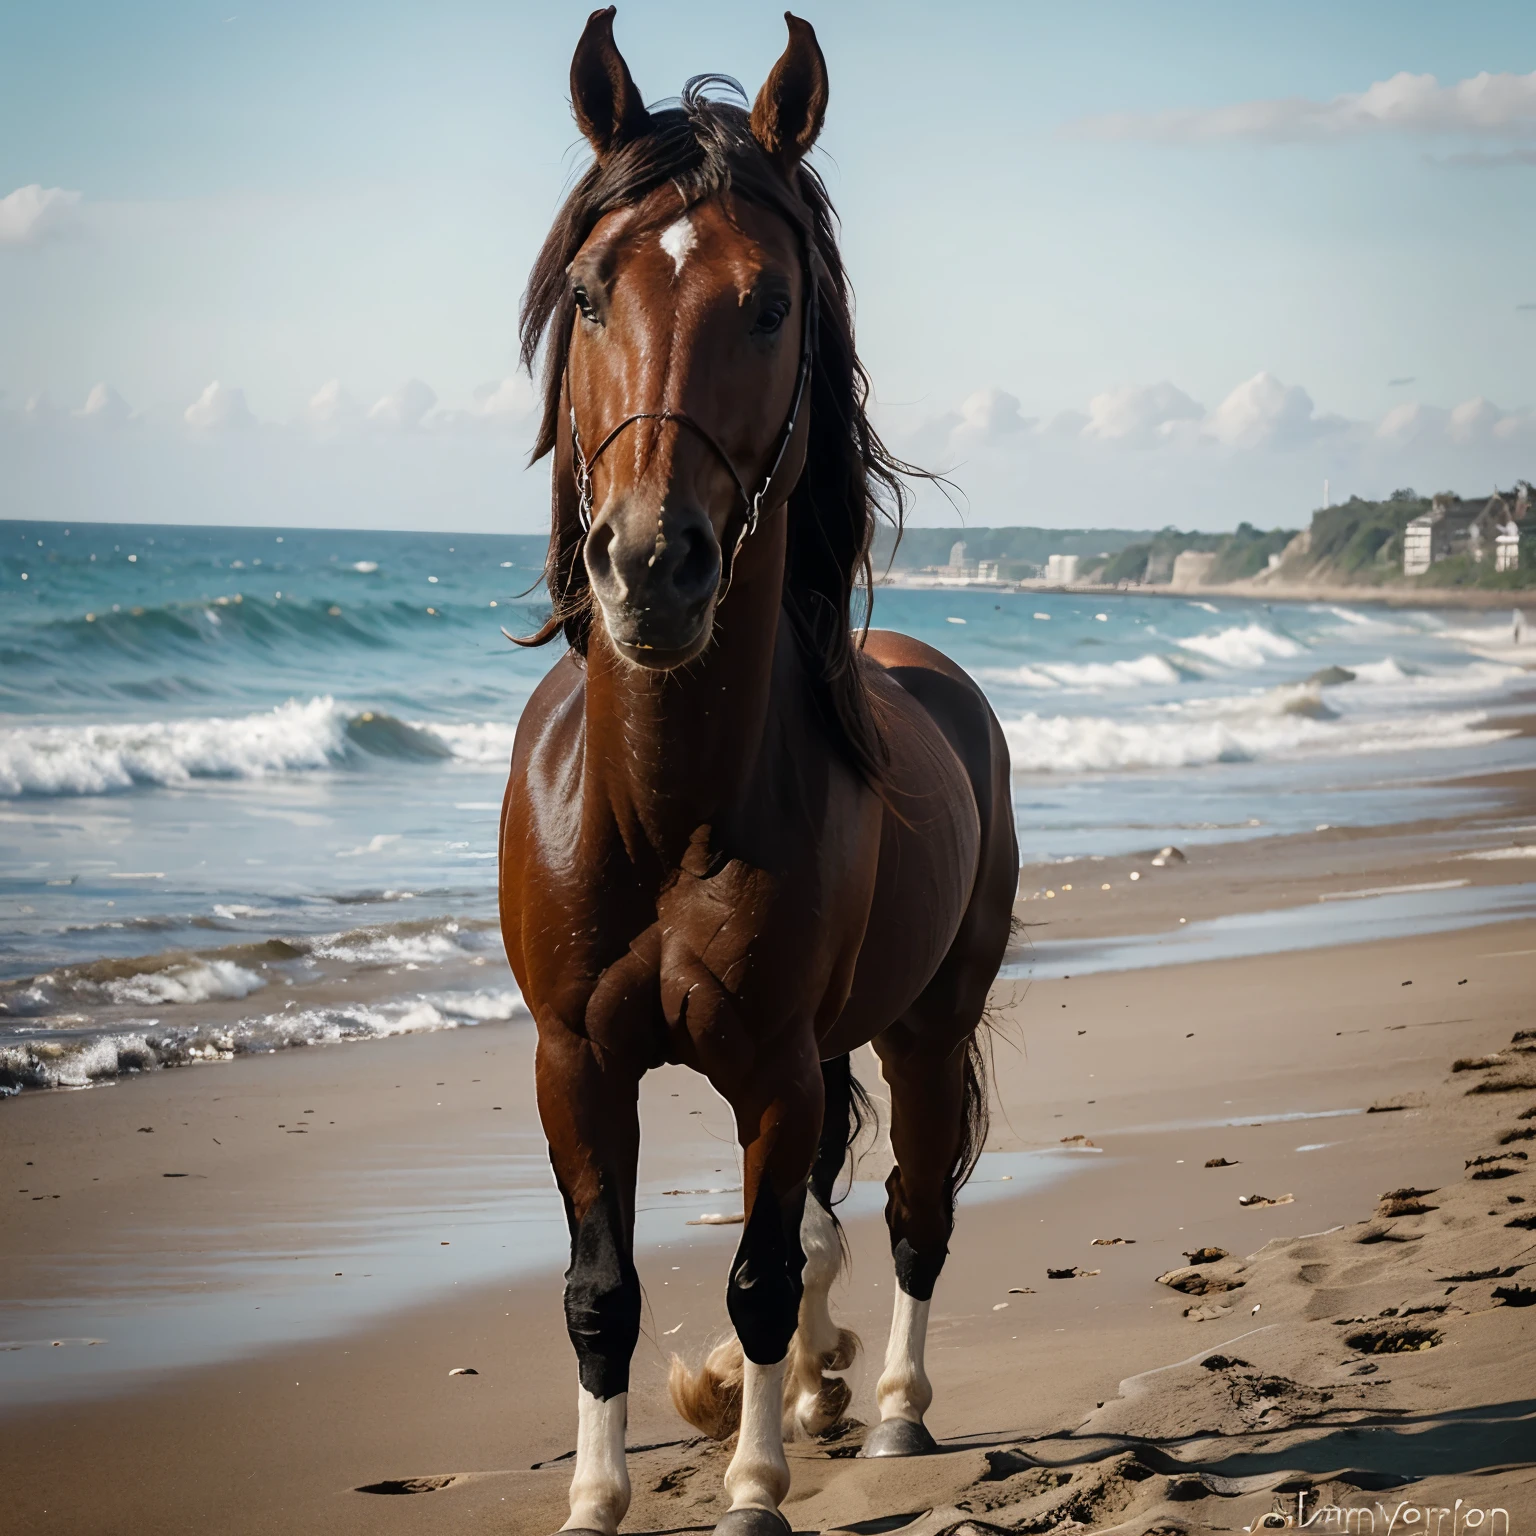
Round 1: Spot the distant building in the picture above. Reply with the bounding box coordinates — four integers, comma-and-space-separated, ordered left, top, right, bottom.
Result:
1403, 512, 1438, 575
943, 540, 974, 579
1405, 485, 1525, 575
976, 560, 1001, 583
1046, 553, 1080, 584
1496, 520, 1521, 573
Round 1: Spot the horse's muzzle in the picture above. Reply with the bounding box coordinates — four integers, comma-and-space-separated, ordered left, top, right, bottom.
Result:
584, 502, 722, 666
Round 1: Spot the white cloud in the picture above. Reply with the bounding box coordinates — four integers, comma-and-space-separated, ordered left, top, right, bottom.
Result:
368, 378, 437, 431
951, 387, 1033, 445
1376, 400, 1447, 443
301, 378, 362, 433
1203, 371, 1338, 448
0, 184, 82, 245
1082, 380, 1203, 443
184, 381, 255, 431
76, 383, 132, 427
471, 375, 536, 422
1069, 69, 1536, 145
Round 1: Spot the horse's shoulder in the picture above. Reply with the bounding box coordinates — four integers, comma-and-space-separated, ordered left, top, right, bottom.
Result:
512, 651, 586, 775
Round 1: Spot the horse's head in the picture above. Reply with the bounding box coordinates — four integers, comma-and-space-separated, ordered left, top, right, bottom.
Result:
560, 9, 828, 668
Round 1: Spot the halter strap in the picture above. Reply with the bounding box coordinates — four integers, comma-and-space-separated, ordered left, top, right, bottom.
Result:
567, 247, 820, 568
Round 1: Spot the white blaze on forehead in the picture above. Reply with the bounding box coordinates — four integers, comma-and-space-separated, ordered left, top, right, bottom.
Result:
659, 216, 697, 275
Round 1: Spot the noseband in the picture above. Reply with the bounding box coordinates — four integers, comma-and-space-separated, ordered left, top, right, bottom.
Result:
567, 244, 820, 568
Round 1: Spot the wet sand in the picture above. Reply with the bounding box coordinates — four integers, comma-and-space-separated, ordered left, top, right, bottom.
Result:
3, 797, 1534, 1532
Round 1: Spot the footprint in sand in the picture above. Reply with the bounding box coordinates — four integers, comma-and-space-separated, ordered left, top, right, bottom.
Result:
356, 1475, 465, 1495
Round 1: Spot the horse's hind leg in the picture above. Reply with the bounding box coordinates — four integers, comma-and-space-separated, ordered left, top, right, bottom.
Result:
861, 1028, 986, 1458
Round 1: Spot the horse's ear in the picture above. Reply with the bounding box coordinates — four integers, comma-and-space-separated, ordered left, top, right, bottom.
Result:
751, 13, 828, 174
570, 6, 650, 159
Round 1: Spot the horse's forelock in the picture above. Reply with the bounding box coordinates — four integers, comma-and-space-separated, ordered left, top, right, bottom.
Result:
518, 90, 913, 783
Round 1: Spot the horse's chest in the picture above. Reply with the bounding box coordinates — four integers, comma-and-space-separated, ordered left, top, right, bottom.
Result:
581, 851, 828, 1080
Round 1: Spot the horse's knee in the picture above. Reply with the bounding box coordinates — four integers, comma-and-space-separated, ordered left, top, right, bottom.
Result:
883, 1165, 951, 1300
564, 1186, 641, 1398
727, 1177, 804, 1366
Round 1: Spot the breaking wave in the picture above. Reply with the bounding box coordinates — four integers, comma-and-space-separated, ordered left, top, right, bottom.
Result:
0, 698, 516, 797
0, 985, 530, 1092
977, 654, 1188, 691
1174, 623, 1303, 669
1004, 702, 1509, 774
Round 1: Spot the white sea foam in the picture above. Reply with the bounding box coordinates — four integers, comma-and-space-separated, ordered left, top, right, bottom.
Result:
1341, 657, 1522, 701
1175, 624, 1303, 669
1004, 703, 1507, 774
0, 698, 348, 796
422, 720, 520, 764
0, 984, 528, 1091
9, 958, 267, 1013
311, 919, 489, 966
0, 699, 518, 798
978, 654, 1184, 691
105, 959, 266, 1006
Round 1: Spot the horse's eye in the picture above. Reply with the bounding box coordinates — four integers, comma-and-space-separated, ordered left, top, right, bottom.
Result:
755, 299, 790, 336
573, 285, 600, 324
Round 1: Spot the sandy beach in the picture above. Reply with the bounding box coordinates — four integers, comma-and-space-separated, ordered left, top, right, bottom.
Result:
3, 748, 1534, 1536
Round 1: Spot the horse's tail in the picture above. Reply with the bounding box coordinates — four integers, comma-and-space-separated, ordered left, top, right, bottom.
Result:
950, 1028, 991, 1210
670, 1056, 865, 1442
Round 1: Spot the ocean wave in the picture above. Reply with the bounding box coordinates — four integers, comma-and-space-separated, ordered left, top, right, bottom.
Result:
2, 949, 292, 1017
0, 920, 491, 1019
0, 698, 513, 797
0, 984, 529, 1092
311, 917, 497, 966
1004, 703, 1508, 774
977, 654, 1186, 691
1174, 623, 1303, 669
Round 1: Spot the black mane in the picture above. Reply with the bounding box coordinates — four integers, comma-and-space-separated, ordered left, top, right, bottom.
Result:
518, 76, 917, 783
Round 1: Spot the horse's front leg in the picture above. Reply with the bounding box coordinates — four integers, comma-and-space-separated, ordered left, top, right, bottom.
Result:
536, 1025, 643, 1536
716, 1040, 824, 1535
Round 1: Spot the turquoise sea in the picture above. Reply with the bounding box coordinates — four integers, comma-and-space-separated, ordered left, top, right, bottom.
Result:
3, 517, 1532, 1093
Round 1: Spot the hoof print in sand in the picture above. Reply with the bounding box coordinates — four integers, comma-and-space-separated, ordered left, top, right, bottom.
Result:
1184, 1302, 1235, 1322
356, 1474, 464, 1495
1047, 1265, 1100, 1279
1199, 1353, 1251, 1370
1506, 1212, 1536, 1229
1157, 1265, 1245, 1296
1344, 1324, 1441, 1355
1376, 1188, 1437, 1217
1239, 1192, 1293, 1207
1453, 1055, 1507, 1072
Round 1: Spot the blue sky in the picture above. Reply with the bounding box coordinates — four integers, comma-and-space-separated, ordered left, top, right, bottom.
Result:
3, 0, 1536, 531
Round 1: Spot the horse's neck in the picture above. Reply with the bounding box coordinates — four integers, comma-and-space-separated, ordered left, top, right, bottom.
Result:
582, 533, 786, 862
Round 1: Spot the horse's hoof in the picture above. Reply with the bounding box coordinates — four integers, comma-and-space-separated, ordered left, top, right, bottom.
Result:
858, 1416, 938, 1457
711, 1509, 793, 1535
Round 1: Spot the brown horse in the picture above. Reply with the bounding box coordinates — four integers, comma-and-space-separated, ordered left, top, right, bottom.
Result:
499, 10, 1018, 1533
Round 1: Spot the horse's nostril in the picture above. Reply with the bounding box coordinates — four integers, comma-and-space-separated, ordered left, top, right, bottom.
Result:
670, 525, 720, 603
